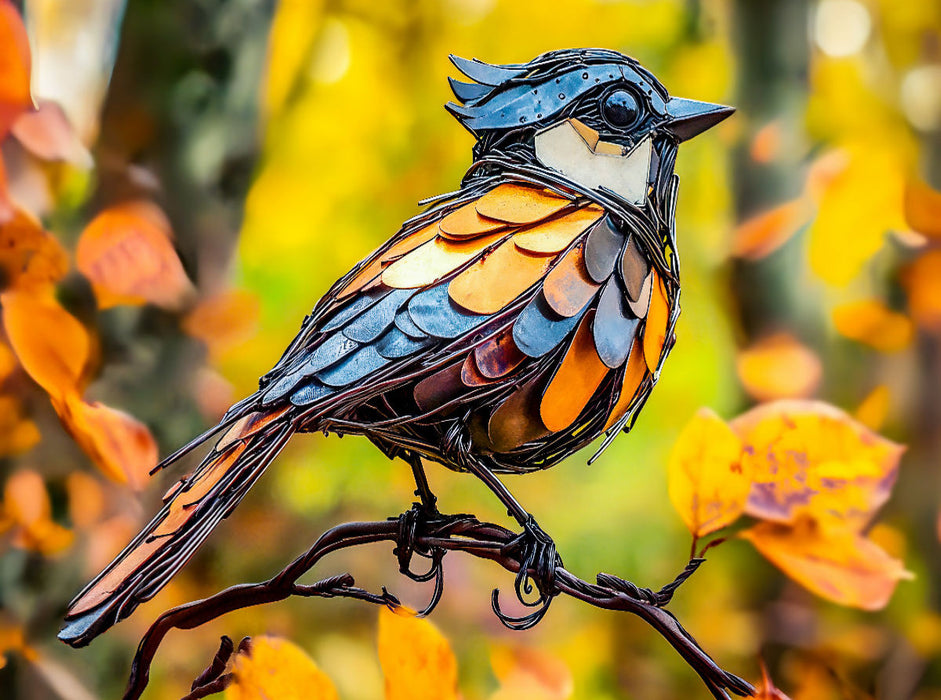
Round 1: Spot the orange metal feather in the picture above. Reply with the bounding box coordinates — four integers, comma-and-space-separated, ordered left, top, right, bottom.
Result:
475, 183, 572, 225
487, 376, 550, 452
448, 238, 556, 314
382, 230, 507, 289
603, 338, 647, 431
539, 311, 610, 432
542, 243, 601, 317
336, 221, 440, 299
473, 329, 526, 379
643, 271, 670, 372
438, 200, 509, 239
512, 204, 604, 254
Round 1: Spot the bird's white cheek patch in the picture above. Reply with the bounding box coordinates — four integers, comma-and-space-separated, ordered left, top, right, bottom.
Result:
534, 118, 651, 206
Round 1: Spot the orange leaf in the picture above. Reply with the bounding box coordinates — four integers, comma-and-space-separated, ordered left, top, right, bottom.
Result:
904, 178, 941, 240
56, 394, 157, 490
76, 200, 194, 309
181, 289, 260, 358
731, 199, 811, 260
1, 288, 90, 399
731, 400, 904, 529
667, 408, 749, 538
490, 645, 573, 700
227, 635, 339, 700
903, 249, 941, 333
751, 661, 792, 700
735, 333, 822, 401
0, 0, 32, 139
0, 396, 39, 456
2, 469, 73, 555
832, 300, 913, 352
0, 156, 12, 224
11, 101, 92, 166
750, 120, 783, 164
740, 517, 912, 610
378, 607, 459, 700
0, 208, 70, 291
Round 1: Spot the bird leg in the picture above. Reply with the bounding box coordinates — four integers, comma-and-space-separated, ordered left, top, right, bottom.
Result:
461, 458, 562, 628
405, 453, 439, 515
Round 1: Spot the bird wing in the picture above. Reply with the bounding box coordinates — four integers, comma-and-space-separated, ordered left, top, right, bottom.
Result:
258, 181, 676, 456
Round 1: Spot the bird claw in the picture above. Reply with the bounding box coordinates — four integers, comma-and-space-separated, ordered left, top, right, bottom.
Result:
507, 516, 562, 605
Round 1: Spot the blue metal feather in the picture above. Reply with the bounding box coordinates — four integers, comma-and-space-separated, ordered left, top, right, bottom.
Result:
513, 293, 588, 358
375, 327, 434, 359
342, 288, 413, 343
592, 277, 639, 368
449, 55, 526, 86
289, 380, 334, 407
317, 345, 390, 388
407, 284, 490, 339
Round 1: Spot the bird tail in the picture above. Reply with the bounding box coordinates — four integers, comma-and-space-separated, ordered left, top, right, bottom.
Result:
58, 405, 295, 648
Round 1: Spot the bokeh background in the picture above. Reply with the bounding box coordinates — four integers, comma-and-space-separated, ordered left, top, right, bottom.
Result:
2, 0, 941, 698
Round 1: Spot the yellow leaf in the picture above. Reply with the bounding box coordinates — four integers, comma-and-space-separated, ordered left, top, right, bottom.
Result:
76, 200, 194, 310
1, 288, 90, 399
740, 517, 912, 611
735, 333, 821, 401
55, 394, 157, 490
855, 385, 890, 431
0, 396, 39, 456
751, 662, 792, 700
667, 408, 748, 537
731, 400, 904, 530
227, 635, 338, 700
903, 249, 941, 333
832, 300, 913, 352
807, 143, 909, 286
378, 607, 458, 700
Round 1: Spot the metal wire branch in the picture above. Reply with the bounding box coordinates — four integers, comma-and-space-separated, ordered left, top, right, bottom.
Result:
121, 510, 754, 700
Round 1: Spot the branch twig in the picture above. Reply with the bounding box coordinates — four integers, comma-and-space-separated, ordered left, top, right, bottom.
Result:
122, 511, 754, 700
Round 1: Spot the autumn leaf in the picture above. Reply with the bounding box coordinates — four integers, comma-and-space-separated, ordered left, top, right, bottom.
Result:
181, 289, 261, 359
807, 143, 908, 286
226, 636, 339, 700
735, 333, 822, 401
55, 394, 157, 490
76, 200, 194, 310
0, 156, 11, 224
832, 300, 913, 353
749, 120, 783, 164
668, 408, 750, 538
11, 101, 92, 167
0, 208, 70, 291
731, 199, 812, 260
378, 607, 459, 700
740, 517, 912, 611
855, 385, 890, 431
750, 661, 791, 700
902, 249, 941, 333
490, 645, 573, 700
904, 178, 941, 240
0, 469, 74, 555
0, 396, 39, 456
0, 0, 32, 139
0, 618, 38, 670
732, 400, 904, 529
1, 288, 90, 399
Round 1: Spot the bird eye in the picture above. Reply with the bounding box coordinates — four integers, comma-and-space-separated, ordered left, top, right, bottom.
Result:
602, 89, 641, 129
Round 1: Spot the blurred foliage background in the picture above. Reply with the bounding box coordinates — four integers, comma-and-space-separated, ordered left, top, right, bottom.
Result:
2, 0, 941, 698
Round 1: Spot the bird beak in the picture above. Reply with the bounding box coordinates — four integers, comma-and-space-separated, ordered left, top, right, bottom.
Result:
663, 98, 735, 142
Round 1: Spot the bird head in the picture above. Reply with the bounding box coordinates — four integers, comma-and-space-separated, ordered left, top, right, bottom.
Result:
447, 49, 733, 208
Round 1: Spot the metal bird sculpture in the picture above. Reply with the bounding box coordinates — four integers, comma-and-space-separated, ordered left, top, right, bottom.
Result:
59, 48, 733, 648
